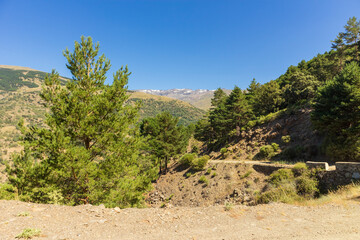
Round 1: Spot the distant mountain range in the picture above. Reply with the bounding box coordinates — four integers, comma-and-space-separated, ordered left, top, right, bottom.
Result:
136, 88, 231, 110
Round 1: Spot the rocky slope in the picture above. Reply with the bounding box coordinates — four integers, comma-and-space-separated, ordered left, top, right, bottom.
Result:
207, 108, 327, 163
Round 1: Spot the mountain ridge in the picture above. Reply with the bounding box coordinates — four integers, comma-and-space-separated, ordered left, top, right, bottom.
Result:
135, 88, 231, 110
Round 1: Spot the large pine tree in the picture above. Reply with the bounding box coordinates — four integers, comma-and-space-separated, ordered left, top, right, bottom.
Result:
140, 112, 190, 174
6, 36, 154, 207
312, 62, 360, 161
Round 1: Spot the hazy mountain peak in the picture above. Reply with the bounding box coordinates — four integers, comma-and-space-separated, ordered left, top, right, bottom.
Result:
135, 88, 230, 110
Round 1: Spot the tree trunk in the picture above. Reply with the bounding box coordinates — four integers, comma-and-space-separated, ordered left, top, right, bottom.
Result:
159, 158, 162, 175
165, 156, 168, 174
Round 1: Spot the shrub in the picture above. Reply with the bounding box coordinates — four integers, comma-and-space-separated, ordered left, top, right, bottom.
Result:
206, 168, 212, 175
179, 153, 197, 167
17, 212, 30, 217
259, 145, 273, 158
185, 172, 192, 178
220, 148, 229, 159
191, 155, 210, 171
198, 176, 209, 186
220, 148, 228, 155
258, 165, 320, 204
271, 143, 279, 152
240, 170, 253, 179
0, 183, 16, 200
211, 172, 217, 178
281, 135, 291, 144
224, 202, 233, 211
295, 175, 319, 198
258, 143, 279, 159
257, 183, 298, 204
269, 169, 294, 186
16, 228, 41, 239
292, 162, 307, 177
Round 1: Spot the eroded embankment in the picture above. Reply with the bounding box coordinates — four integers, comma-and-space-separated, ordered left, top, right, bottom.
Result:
147, 161, 289, 207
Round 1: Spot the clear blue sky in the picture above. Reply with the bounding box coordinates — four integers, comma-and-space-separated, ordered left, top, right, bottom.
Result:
1, 0, 359, 90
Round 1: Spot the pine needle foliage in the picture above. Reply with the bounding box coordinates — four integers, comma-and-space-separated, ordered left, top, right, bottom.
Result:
6, 36, 154, 207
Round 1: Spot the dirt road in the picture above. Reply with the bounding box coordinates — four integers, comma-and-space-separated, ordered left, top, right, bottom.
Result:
0, 200, 359, 240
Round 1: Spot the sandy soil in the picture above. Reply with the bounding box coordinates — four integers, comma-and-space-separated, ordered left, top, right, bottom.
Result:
0, 200, 359, 240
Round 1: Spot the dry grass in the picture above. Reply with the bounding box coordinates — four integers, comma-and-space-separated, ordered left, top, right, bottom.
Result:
296, 183, 360, 206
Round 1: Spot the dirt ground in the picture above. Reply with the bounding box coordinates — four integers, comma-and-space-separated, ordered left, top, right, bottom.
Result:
0, 200, 359, 240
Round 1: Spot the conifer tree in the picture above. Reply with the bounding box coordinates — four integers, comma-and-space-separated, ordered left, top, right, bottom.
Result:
211, 88, 227, 108
283, 71, 320, 105
331, 33, 346, 72
140, 112, 191, 174
246, 78, 261, 107
343, 17, 360, 61
6, 36, 154, 207
312, 62, 360, 161
225, 86, 253, 135
251, 80, 284, 116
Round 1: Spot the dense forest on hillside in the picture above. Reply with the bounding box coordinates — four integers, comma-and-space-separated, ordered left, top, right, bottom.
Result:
195, 17, 360, 162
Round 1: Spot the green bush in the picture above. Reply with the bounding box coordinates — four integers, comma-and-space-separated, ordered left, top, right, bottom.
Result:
0, 183, 16, 200
179, 153, 197, 167
240, 170, 253, 179
220, 148, 227, 154
191, 155, 210, 171
257, 183, 298, 204
259, 143, 279, 159
198, 176, 208, 186
295, 175, 319, 198
271, 143, 279, 152
292, 162, 307, 177
259, 145, 273, 158
258, 166, 320, 204
15, 228, 41, 239
269, 169, 294, 186
220, 148, 228, 159
281, 135, 291, 144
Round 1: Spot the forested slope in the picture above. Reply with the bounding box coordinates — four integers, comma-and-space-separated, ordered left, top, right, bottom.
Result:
195, 17, 360, 162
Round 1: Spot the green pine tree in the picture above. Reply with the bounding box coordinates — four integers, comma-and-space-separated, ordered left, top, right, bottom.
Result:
6, 36, 154, 207
225, 86, 253, 135
211, 88, 227, 108
312, 62, 360, 161
251, 80, 284, 116
140, 112, 191, 174
343, 17, 360, 61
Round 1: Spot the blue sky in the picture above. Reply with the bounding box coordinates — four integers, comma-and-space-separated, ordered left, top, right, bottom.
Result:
1, 0, 359, 90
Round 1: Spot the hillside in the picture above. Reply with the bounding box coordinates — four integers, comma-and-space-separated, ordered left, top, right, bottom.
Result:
0, 66, 205, 165
136, 88, 231, 110
129, 92, 205, 125
208, 108, 327, 163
